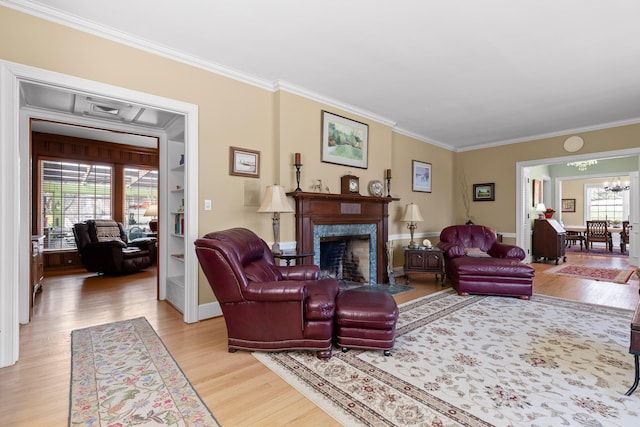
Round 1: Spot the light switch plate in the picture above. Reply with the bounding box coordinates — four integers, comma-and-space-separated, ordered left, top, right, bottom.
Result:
204, 199, 212, 210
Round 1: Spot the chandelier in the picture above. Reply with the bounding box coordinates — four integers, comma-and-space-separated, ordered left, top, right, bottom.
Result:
604, 178, 630, 193
567, 160, 598, 171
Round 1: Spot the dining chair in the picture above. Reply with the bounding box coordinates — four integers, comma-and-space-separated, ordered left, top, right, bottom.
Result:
620, 220, 630, 253
585, 220, 613, 252
565, 230, 585, 250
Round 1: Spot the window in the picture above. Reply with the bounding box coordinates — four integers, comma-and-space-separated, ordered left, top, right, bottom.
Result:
124, 167, 158, 239
40, 160, 113, 250
585, 183, 628, 222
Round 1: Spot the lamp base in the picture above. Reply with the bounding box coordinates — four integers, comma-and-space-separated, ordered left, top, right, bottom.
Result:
149, 219, 158, 232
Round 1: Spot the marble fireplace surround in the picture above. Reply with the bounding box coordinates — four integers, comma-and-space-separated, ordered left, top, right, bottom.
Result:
288, 191, 398, 285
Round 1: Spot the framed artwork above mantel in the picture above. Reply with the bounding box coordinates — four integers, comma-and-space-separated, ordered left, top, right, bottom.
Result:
321, 111, 368, 169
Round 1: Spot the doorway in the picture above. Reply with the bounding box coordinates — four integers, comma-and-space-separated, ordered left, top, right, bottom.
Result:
1, 60, 199, 368
516, 148, 640, 267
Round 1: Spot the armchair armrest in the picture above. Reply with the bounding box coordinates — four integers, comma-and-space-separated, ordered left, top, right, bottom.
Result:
278, 265, 320, 281
243, 280, 307, 302
128, 237, 156, 249
436, 242, 466, 258
488, 242, 526, 260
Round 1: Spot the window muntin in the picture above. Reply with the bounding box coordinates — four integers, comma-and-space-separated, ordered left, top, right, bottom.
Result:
41, 160, 113, 250
124, 167, 158, 240
585, 183, 628, 223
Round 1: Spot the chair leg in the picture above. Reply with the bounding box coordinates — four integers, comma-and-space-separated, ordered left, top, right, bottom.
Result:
316, 349, 332, 359
626, 354, 640, 396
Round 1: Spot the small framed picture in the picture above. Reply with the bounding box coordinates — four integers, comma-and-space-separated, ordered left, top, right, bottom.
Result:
473, 183, 495, 201
532, 179, 542, 207
229, 146, 260, 178
562, 198, 576, 212
412, 160, 432, 193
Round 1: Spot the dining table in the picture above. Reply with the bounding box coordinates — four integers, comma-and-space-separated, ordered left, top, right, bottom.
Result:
563, 224, 624, 253
563, 225, 624, 234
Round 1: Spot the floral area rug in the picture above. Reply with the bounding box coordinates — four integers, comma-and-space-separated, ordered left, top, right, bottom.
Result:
546, 264, 635, 284
69, 317, 219, 426
253, 290, 640, 426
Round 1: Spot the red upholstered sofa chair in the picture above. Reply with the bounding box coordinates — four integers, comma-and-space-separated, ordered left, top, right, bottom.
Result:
437, 225, 534, 299
195, 228, 340, 359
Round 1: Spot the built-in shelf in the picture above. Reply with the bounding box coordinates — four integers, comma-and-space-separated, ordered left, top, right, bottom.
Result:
165, 136, 186, 314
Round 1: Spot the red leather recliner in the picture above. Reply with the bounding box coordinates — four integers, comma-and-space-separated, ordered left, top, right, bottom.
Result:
195, 228, 340, 359
437, 225, 534, 299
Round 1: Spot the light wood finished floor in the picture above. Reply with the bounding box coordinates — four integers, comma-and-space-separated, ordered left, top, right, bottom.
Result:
1, 254, 638, 426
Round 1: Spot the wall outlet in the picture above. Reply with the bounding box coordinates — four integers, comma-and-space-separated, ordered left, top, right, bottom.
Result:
204, 199, 212, 211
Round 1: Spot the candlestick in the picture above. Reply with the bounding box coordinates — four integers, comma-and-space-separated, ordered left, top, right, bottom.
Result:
294, 163, 302, 192
386, 176, 392, 197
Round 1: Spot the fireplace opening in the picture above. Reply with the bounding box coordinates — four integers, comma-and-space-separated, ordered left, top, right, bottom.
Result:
319, 234, 370, 285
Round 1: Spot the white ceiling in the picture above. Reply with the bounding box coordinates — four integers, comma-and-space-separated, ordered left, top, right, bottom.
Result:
22, 81, 173, 147
6, 0, 640, 151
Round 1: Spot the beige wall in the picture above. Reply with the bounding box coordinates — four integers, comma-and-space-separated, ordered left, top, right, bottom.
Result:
3, 7, 640, 304
456, 125, 640, 235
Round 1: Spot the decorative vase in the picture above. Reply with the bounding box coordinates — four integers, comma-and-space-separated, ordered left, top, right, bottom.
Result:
544, 213, 553, 219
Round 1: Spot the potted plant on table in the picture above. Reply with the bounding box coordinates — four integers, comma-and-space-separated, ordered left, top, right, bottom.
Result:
544, 207, 555, 219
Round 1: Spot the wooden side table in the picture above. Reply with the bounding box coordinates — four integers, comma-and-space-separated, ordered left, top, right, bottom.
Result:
403, 247, 445, 285
273, 252, 314, 267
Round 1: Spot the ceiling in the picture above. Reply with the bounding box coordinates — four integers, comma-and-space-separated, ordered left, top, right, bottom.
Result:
22, 82, 174, 147
7, 0, 640, 151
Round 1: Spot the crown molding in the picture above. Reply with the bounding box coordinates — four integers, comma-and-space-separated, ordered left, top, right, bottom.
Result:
275, 80, 397, 128
392, 126, 454, 151
2, 0, 275, 91
456, 116, 640, 153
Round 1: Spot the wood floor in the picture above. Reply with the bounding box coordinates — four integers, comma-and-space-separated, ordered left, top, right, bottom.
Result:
1, 254, 638, 426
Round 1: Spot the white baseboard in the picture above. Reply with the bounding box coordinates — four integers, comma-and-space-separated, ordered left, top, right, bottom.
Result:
198, 302, 222, 320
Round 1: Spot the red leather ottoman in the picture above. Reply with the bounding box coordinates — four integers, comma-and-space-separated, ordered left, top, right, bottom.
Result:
335, 290, 399, 356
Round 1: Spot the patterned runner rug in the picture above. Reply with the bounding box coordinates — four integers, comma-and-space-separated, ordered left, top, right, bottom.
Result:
254, 290, 640, 426
69, 317, 219, 426
546, 264, 635, 284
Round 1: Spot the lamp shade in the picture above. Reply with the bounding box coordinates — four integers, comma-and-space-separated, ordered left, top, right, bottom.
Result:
257, 185, 294, 213
144, 203, 158, 217
535, 203, 546, 213
401, 203, 424, 222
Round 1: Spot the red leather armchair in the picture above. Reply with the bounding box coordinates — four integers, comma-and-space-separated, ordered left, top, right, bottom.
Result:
437, 225, 534, 299
195, 228, 340, 359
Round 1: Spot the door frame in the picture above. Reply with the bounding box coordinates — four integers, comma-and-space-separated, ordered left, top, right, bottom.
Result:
516, 148, 640, 263
1, 60, 199, 367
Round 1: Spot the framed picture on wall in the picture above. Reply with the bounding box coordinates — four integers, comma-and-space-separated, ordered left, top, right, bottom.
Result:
229, 146, 260, 178
562, 198, 576, 212
412, 160, 432, 192
473, 183, 495, 201
532, 179, 542, 207
321, 111, 369, 169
